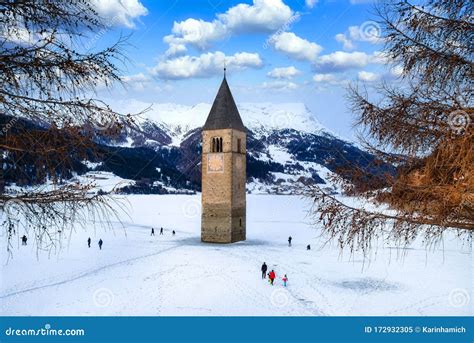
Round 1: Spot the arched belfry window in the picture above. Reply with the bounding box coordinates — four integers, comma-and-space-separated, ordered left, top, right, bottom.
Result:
211, 137, 223, 152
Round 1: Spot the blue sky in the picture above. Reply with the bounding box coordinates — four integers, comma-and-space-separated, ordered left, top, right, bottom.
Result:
92, 0, 398, 140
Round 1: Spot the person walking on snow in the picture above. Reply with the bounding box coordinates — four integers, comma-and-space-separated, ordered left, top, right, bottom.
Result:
151, 228, 155, 236
172, 230, 175, 236
307, 244, 311, 250
160, 227, 163, 235
98, 239, 103, 250
87, 237, 91, 248
261, 262, 268, 279
21, 235, 27, 245
269, 270, 276, 285
282, 274, 288, 287
288, 236, 292, 247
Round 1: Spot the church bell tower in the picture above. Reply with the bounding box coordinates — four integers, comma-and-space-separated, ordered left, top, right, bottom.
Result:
201, 72, 246, 243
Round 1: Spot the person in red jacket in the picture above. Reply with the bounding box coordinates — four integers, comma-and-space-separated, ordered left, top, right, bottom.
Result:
268, 270, 276, 285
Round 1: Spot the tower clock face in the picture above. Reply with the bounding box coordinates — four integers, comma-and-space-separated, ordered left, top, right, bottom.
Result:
207, 154, 224, 173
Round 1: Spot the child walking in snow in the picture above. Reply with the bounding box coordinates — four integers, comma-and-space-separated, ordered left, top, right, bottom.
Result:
282, 274, 288, 287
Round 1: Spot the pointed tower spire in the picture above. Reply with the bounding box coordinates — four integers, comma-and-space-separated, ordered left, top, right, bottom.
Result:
203, 75, 246, 132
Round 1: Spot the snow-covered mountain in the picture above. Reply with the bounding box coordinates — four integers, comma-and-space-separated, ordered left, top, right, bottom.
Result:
108, 100, 328, 145
89, 101, 389, 194
2, 102, 392, 194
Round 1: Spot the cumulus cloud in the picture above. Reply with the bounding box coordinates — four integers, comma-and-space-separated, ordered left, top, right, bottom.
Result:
164, 0, 294, 55
220, 0, 294, 33
313, 73, 336, 83
335, 22, 384, 50
267, 66, 301, 79
150, 51, 263, 80
164, 18, 227, 52
121, 72, 152, 91
92, 0, 148, 28
335, 33, 355, 50
269, 32, 322, 61
357, 71, 379, 82
261, 80, 298, 90
314, 51, 384, 72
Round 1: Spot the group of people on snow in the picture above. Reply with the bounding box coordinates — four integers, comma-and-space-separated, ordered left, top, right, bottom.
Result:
261, 262, 288, 287
259, 236, 313, 288
151, 227, 175, 236
87, 237, 103, 250
288, 236, 311, 251
83, 227, 175, 252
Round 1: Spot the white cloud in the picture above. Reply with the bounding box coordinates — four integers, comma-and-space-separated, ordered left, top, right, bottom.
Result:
165, 43, 187, 57
92, 0, 148, 28
122, 72, 150, 83
164, 0, 294, 55
313, 73, 336, 83
315, 51, 378, 72
121, 72, 152, 91
267, 66, 301, 79
220, 0, 294, 33
261, 80, 298, 90
150, 51, 263, 79
390, 65, 404, 77
305, 0, 318, 9
335, 33, 355, 50
269, 32, 322, 61
312, 73, 347, 86
335, 22, 383, 50
357, 71, 379, 82
164, 18, 227, 51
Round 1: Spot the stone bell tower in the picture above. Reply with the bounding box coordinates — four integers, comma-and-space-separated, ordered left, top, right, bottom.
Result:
201, 72, 246, 243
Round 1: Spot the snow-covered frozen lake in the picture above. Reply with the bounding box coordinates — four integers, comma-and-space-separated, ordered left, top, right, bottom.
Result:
1, 195, 472, 316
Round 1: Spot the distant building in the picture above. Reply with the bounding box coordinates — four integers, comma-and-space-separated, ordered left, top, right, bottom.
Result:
201, 72, 246, 243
